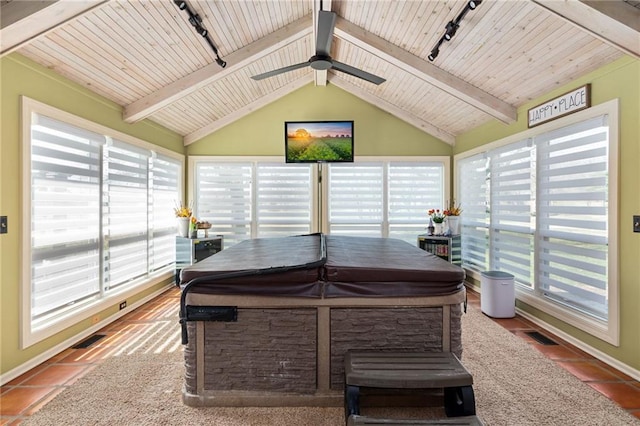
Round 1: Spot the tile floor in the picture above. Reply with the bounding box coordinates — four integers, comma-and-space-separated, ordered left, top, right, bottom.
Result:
1, 287, 639, 425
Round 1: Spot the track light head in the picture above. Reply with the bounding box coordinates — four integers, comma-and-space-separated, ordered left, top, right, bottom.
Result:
195, 25, 207, 37
428, 48, 439, 61
174, 0, 186, 10
468, 0, 482, 10
444, 21, 459, 41
215, 57, 227, 68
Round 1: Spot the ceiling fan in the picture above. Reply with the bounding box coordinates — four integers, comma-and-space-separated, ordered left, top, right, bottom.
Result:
251, 11, 386, 85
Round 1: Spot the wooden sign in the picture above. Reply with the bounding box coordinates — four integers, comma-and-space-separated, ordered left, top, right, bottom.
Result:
528, 84, 590, 128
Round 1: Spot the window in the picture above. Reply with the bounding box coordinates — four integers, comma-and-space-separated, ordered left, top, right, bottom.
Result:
191, 157, 448, 247
192, 158, 314, 247
455, 100, 618, 344
327, 160, 447, 243
22, 97, 183, 347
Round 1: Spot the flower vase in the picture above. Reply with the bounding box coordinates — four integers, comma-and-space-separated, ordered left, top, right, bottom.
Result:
434, 222, 445, 235
447, 216, 460, 235
176, 217, 190, 237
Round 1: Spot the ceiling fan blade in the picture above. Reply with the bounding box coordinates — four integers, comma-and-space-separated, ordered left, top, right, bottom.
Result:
331, 60, 386, 85
251, 61, 310, 81
316, 11, 336, 56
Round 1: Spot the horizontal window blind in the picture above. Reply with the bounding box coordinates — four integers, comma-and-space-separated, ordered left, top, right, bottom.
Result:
105, 140, 149, 289
457, 154, 489, 273
537, 116, 609, 319
328, 163, 384, 237
151, 154, 182, 271
195, 162, 253, 247
388, 162, 444, 243
490, 140, 534, 287
256, 163, 312, 237
30, 114, 103, 318
28, 111, 182, 329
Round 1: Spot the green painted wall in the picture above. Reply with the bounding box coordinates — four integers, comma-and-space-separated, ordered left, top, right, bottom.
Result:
187, 83, 452, 156
456, 56, 640, 371
0, 54, 184, 376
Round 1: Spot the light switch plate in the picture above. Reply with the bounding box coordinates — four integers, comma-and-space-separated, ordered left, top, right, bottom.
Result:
634, 215, 640, 233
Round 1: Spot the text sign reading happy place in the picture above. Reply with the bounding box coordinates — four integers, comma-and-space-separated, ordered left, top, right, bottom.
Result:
528, 84, 591, 128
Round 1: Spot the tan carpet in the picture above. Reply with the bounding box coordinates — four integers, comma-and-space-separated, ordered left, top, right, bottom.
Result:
23, 302, 638, 425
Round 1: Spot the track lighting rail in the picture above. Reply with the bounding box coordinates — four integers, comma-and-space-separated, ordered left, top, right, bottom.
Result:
174, 0, 226, 68
428, 0, 482, 62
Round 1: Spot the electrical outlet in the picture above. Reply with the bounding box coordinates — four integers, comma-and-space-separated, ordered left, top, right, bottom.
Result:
119, 301, 127, 310
0, 216, 7, 234
634, 215, 640, 233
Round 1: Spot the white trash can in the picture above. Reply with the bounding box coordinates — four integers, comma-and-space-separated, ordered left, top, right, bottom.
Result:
480, 271, 515, 318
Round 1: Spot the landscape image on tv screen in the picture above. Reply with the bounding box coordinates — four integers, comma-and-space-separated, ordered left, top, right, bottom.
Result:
285, 121, 354, 163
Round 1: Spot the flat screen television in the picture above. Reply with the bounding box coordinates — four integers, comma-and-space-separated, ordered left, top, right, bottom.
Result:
285, 120, 354, 163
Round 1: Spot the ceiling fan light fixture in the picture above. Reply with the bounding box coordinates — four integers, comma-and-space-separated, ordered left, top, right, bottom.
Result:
251, 10, 385, 85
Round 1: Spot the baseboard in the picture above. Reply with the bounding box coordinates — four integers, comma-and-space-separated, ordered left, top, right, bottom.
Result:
0, 284, 174, 386
464, 283, 640, 381
515, 309, 640, 381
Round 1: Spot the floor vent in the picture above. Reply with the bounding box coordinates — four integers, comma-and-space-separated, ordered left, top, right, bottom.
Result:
72, 334, 106, 349
525, 331, 558, 346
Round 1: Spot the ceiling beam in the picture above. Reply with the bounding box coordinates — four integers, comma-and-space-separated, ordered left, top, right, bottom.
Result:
531, 0, 640, 59
184, 75, 313, 146
334, 16, 517, 125
328, 75, 455, 145
1, 0, 108, 57
312, 0, 331, 86
124, 15, 312, 124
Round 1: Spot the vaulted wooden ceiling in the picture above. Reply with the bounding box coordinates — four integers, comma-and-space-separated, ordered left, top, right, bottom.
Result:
2, 0, 638, 146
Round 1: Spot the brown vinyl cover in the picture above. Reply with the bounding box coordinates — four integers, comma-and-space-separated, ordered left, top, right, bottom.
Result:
179, 234, 324, 297
180, 234, 464, 298
323, 235, 464, 297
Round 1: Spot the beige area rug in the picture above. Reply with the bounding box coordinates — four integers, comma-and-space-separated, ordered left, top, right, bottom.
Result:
23, 303, 638, 426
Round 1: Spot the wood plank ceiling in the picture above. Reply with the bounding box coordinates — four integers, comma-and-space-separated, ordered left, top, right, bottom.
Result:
2, 0, 638, 146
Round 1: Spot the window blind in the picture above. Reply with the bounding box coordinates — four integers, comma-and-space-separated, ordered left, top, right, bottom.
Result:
30, 115, 103, 318
256, 163, 313, 237
490, 139, 534, 287
328, 163, 384, 237
457, 154, 489, 273
28, 112, 182, 327
151, 154, 182, 271
536, 115, 609, 319
104, 140, 149, 289
388, 162, 444, 242
195, 162, 253, 247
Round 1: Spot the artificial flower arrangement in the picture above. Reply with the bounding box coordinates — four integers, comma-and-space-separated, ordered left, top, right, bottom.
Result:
428, 209, 447, 223
444, 201, 462, 217
174, 202, 192, 218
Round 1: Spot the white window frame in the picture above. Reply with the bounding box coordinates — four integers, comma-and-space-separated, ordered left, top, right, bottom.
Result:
454, 99, 619, 345
20, 97, 184, 348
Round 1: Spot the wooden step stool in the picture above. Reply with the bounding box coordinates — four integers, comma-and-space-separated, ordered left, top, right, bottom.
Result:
347, 415, 484, 425
344, 352, 477, 423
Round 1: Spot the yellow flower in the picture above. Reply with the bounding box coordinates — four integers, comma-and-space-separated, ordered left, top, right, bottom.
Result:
174, 201, 192, 218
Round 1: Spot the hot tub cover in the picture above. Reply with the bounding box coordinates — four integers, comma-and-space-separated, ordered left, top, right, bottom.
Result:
179, 233, 325, 297
323, 235, 465, 297
179, 233, 464, 298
